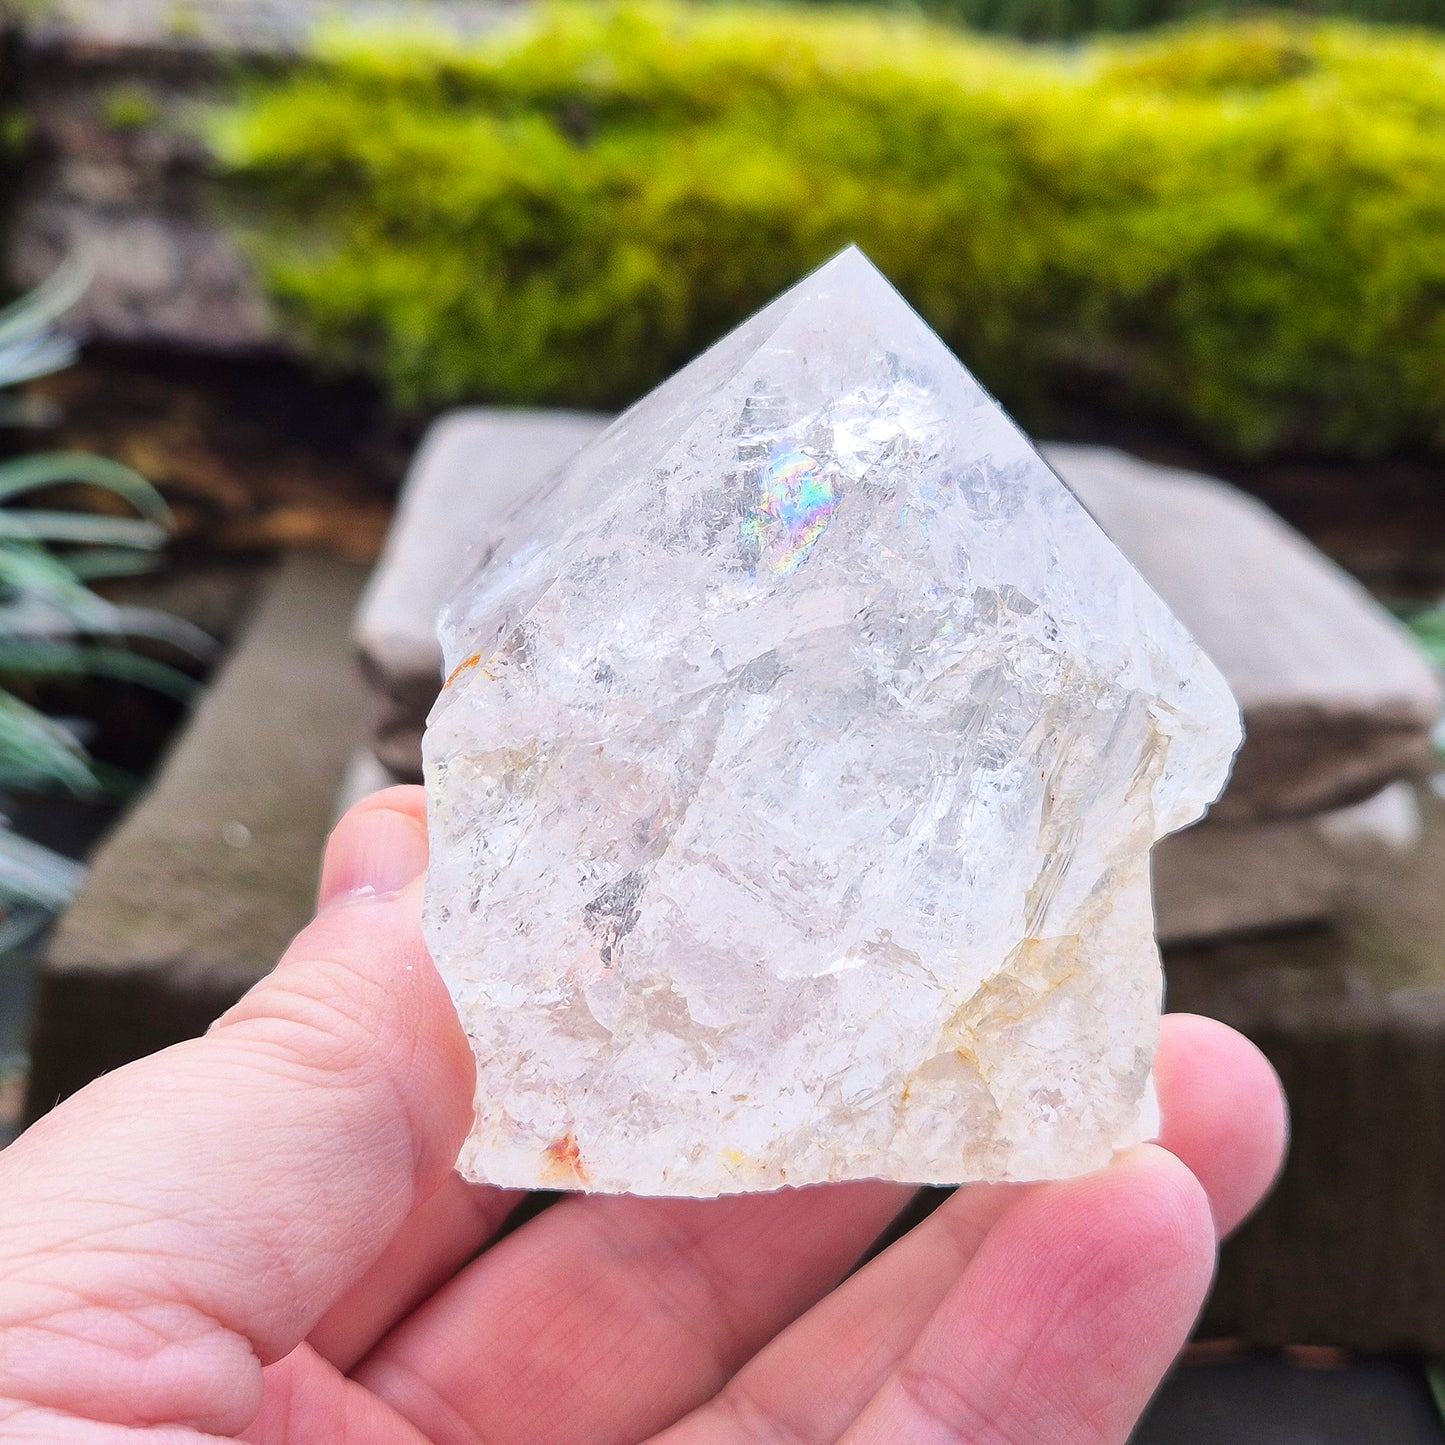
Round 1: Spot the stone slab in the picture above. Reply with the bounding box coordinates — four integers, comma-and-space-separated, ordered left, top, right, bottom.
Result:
5, 5, 506, 351
356, 412, 1442, 827
1154, 783, 1420, 945
1169, 783, 1445, 1353
335, 749, 396, 819
1054, 445, 1442, 822
24, 551, 370, 1118
355, 410, 610, 779
8, 31, 272, 353
27, 0, 507, 54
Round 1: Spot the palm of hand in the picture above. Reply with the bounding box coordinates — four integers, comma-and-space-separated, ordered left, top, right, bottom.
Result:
0, 790, 1284, 1444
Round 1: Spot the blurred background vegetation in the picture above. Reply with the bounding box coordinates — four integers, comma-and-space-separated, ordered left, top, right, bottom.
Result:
873, 0, 1445, 40
212, 5, 1445, 461
0, 267, 208, 949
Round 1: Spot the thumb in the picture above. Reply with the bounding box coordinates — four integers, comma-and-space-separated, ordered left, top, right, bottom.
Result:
0, 787, 474, 1437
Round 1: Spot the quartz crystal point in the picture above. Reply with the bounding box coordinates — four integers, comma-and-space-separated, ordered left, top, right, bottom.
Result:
423, 247, 1242, 1196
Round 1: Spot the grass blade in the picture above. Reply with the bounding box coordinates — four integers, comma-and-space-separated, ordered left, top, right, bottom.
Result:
0, 641, 201, 702
0, 692, 97, 795
0, 258, 91, 351
0, 825, 86, 912
0, 542, 107, 620
106, 607, 220, 664
61, 549, 162, 582
0, 332, 79, 389
1407, 607, 1445, 670
0, 510, 169, 550
0, 454, 172, 523
0, 902, 53, 954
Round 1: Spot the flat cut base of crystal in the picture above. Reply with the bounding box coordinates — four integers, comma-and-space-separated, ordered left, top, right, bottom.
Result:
423, 247, 1241, 1196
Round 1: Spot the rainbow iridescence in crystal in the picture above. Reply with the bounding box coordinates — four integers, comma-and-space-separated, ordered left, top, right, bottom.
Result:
740, 446, 842, 576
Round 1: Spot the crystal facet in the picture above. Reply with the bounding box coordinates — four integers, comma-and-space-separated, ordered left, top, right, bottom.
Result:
423, 248, 1241, 1197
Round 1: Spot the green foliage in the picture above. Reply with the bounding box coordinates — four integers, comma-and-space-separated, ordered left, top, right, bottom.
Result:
101, 83, 163, 133
212, 8, 1445, 459
1405, 602, 1445, 670
0, 826, 84, 956
1400, 601, 1445, 754
163, 0, 205, 40
881, 0, 1445, 42
0, 268, 210, 951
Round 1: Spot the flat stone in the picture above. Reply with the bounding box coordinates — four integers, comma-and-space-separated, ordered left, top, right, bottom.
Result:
25, 552, 369, 1118
1168, 782, 1445, 1353
335, 749, 396, 817
356, 410, 611, 779
358, 414, 1440, 829
28, 0, 506, 53
6, 4, 507, 352
9, 29, 272, 353
1051, 445, 1441, 822
1154, 782, 1421, 945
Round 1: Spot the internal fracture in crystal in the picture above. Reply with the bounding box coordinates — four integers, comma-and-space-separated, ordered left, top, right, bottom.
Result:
423, 247, 1241, 1197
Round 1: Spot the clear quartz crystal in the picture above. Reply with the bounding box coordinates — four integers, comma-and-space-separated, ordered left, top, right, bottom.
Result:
423, 247, 1241, 1197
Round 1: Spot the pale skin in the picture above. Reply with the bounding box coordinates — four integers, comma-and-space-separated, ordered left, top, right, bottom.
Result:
0, 786, 1287, 1443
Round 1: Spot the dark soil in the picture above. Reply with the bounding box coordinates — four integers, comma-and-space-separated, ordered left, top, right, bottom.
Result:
8, 344, 412, 567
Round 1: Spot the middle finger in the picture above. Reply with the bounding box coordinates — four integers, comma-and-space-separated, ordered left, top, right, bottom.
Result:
355, 1180, 913, 1444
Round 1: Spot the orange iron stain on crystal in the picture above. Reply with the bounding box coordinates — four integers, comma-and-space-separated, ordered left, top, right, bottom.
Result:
444, 652, 484, 688
542, 1132, 591, 1187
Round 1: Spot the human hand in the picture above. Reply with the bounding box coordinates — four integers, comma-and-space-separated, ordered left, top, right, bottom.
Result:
0, 786, 1286, 1443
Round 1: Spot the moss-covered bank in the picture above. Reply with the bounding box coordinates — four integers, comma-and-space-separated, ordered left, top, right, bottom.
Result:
214, 8, 1445, 458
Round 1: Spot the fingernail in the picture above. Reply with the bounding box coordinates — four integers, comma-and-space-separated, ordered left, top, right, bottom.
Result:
318, 805, 429, 911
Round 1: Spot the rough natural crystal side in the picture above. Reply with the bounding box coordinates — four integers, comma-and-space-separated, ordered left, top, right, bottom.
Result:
423, 248, 1241, 1197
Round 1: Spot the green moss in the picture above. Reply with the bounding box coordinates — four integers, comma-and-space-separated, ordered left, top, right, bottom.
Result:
213, 7, 1445, 456
881, 0, 1445, 43
0, 111, 31, 156
101, 84, 163, 133
164, 0, 205, 41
